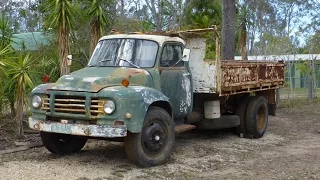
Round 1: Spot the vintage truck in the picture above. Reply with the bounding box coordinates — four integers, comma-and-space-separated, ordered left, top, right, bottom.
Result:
29, 27, 284, 167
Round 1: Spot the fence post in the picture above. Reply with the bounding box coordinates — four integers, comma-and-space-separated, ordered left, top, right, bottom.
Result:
276, 88, 280, 107
312, 58, 317, 98
308, 76, 313, 103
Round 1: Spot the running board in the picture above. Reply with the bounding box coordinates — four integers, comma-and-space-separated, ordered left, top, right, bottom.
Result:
175, 124, 196, 133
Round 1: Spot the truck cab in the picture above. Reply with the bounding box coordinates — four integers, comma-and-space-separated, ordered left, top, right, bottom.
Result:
29, 28, 284, 167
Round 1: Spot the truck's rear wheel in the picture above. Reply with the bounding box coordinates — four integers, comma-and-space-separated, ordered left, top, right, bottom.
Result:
245, 96, 268, 138
40, 132, 87, 155
124, 107, 175, 167
235, 95, 252, 134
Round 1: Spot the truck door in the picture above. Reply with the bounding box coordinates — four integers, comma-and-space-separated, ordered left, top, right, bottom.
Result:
160, 43, 192, 118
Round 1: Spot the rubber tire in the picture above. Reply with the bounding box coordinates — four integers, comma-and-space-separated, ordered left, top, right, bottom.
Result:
235, 96, 253, 134
124, 107, 175, 167
245, 96, 268, 138
40, 132, 87, 155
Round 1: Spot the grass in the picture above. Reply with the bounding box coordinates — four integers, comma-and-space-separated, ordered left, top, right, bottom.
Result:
280, 88, 320, 99
278, 97, 320, 109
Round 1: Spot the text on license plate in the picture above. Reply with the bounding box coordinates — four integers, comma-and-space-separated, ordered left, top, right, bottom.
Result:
51, 123, 72, 134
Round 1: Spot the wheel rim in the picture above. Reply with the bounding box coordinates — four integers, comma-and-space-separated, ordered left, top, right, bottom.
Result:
257, 104, 267, 131
142, 120, 168, 156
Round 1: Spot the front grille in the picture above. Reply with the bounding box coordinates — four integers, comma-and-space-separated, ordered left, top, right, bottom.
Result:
90, 98, 104, 117
41, 95, 50, 111
54, 95, 86, 115
41, 94, 105, 117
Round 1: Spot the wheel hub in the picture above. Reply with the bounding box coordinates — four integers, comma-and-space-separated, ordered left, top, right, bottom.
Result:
155, 135, 160, 141
257, 104, 266, 130
142, 121, 167, 155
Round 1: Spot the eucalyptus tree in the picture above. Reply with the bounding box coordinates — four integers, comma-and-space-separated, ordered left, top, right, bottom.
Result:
222, 0, 236, 60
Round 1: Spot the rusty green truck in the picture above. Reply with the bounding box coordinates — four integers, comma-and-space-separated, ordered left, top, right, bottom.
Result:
29, 27, 284, 167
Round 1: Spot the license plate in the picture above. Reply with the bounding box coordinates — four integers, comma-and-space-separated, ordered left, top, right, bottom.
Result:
51, 123, 72, 134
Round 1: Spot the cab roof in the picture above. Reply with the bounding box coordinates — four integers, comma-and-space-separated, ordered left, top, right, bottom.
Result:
99, 34, 185, 46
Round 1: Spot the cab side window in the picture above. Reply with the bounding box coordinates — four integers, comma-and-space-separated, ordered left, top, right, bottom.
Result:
160, 44, 183, 67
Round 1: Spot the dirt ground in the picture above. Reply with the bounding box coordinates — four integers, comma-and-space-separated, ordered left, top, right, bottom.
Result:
1, 101, 320, 180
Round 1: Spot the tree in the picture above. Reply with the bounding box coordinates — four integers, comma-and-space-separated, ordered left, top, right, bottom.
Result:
184, 0, 221, 28
5, 53, 38, 137
0, 12, 14, 117
236, 2, 251, 61
124, 0, 191, 31
222, 0, 236, 60
0, 12, 13, 49
87, 0, 114, 55
41, 0, 75, 76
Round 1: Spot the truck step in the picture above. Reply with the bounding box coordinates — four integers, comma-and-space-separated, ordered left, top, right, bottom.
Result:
175, 124, 196, 133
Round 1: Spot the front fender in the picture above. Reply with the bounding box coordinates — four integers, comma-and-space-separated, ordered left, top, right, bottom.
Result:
31, 83, 56, 94
30, 83, 56, 118
98, 86, 171, 133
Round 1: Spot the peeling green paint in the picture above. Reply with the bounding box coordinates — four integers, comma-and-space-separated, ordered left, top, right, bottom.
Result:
29, 36, 195, 136
51, 67, 153, 92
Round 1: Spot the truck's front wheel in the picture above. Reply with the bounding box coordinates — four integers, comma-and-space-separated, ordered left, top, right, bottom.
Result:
124, 107, 175, 167
40, 132, 87, 155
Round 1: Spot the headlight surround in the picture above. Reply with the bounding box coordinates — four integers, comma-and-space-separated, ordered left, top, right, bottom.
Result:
103, 100, 115, 114
32, 95, 42, 109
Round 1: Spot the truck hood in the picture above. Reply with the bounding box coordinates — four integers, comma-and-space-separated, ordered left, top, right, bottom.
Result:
50, 67, 153, 92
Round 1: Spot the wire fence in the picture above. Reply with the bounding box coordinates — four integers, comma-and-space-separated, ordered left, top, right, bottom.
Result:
279, 77, 319, 100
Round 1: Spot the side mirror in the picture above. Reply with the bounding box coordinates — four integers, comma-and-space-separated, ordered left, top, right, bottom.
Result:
67, 55, 72, 66
182, 48, 190, 62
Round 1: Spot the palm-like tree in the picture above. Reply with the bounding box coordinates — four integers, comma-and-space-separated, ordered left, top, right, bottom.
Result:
42, 0, 75, 76
0, 12, 13, 49
87, 0, 113, 55
237, 5, 249, 61
0, 12, 14, 118
0, 45, 10, 69
5, 53, 38, 137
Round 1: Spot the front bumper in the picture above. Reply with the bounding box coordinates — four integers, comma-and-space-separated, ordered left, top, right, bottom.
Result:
29, 117, 127, 138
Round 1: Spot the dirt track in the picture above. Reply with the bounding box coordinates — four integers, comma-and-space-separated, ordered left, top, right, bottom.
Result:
1, 102, 320, 180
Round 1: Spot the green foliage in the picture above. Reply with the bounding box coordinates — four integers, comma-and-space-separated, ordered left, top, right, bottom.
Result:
182, 0, 221, 59
305, 32, 320, 54
183, 0, 222, 28
0, 45, 11, 69
252, 33, 296, 55
32, 43, 61, 82
295, 60, 312, 76
4, 53, 39, 136
0, 12, 13, 49
87, 0, 113, 34
5, 53, 37, 92
86, 0, 115, 54
41, 0, 75, 30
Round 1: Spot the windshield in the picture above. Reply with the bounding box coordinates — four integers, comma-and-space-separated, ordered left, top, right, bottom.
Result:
88, 38, 159, 68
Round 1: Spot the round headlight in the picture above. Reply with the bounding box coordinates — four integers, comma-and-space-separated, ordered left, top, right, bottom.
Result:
103, 100, 115, 114
32, 95, 42, 109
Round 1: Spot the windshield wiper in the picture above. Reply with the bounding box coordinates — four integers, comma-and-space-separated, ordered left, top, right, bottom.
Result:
88, 59, 112, 67
119, 58, 140, 68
